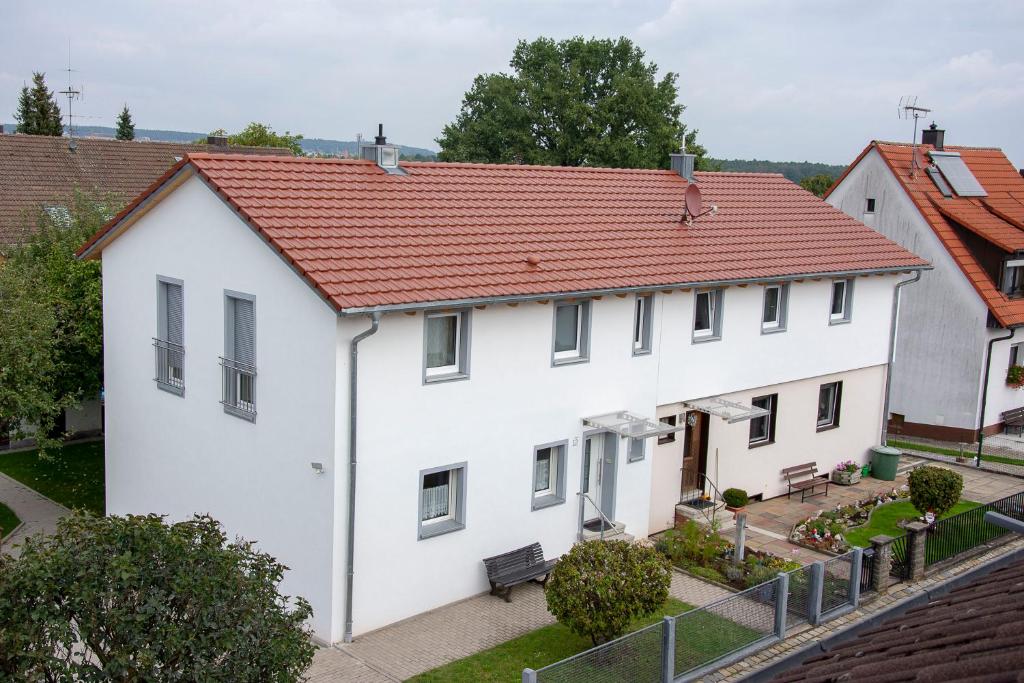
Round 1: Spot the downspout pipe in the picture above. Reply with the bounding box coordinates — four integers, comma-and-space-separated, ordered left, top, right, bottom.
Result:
343, 312, 381, 643
977, 326, 1016, 466
882, 271, 923, 445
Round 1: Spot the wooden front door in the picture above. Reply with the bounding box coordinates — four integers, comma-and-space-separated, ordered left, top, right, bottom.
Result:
681, 411, 709, 495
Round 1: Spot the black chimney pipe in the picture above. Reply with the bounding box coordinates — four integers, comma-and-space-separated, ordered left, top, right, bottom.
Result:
922, 122, 944, 151
374, 123, 386, 146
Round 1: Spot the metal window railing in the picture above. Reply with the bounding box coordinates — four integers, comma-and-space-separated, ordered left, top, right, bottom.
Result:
153, 338, 184, 394
220, 357, 257, 419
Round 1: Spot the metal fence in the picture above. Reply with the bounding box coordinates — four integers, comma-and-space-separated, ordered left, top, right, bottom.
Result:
528, 550, 864, 683
859, 547, 875, 596
153, 338, 184, 393
889, 533, 911, 580
925, 490, 1024, 566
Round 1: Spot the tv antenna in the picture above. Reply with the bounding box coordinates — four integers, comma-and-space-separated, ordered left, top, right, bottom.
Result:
898, 96, 931, 177
58, 41, 83, 148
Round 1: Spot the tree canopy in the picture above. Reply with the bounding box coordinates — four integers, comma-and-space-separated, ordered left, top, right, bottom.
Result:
799, 173, 836, 197
13, 72, 63, 136
0, 513, 315, 681
0, 192, 109, 448
437, 36, 706, 170
115, 104, 135, 141
203, 122, 304, 155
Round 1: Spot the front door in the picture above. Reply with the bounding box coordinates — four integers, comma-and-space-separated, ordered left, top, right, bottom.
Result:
681, 411, 709, 500
582, 433, 617, 527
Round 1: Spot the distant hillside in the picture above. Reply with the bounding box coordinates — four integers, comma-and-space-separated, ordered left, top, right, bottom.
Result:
708, 159, 846, 183
2, 124, 438, 159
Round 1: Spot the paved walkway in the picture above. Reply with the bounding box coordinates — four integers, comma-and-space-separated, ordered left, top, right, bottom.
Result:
305, 570, 731, 682
0, 470, 68, 558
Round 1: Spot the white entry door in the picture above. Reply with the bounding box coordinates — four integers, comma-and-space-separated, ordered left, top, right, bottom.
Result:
582, 435, 603, 522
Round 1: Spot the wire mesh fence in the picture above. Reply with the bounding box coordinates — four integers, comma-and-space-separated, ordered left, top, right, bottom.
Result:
925, 490, 1024, 566
820, 552, 853, 615
673, 579, 778, 677
785, 564, 813, 628
535, 621, 664, 683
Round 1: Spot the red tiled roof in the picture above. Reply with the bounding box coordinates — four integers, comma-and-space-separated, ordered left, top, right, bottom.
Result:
81, 153, 927, 312
0, 133, 291, 250
830, 141, 1024, 326
773, 558, 1024, 682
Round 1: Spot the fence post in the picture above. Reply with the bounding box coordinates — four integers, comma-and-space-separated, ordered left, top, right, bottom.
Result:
661, 615, 675, 683
848, 547, 863, 607
869, 535, 894, 595
774, 572, 789, 639
904, 521, 929, 580
523, 668, 538, 683
808, 561, 824, 625
734, 512, 747, 564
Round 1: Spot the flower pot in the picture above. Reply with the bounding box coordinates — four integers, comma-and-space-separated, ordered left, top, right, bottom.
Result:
725, 505, 746, 514
831, 469, 861, 486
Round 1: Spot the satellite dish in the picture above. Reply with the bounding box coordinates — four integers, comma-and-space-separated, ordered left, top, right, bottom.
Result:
685, 184, 703, 218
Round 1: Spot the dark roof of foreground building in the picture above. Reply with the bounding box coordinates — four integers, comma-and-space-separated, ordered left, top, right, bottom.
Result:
772, 557, 1024, 682
0, 133, 291, 249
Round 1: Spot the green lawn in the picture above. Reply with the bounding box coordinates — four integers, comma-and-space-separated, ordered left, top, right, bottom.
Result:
887, 439, 1024, 467
410, 597, 762, 682
0, 441, 104, 515
844, 499, 980, 548
0, 501, 20, 538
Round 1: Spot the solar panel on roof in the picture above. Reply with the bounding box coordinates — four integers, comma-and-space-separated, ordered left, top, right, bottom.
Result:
930, 151, 987, 197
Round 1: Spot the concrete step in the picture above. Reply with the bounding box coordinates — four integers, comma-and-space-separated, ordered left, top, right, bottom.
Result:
896, 458, 927, 476
674, 501, 734, 529
580, 520, 627, 541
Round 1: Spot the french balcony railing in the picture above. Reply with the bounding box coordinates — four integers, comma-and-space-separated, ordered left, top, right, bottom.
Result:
153, 338, 185, 395
220, 357, 257, 421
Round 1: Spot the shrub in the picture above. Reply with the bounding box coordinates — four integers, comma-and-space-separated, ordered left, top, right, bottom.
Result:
658, 521, 729, 569
0, 513, 315, 681
546, 540, 671, 645
691, 565, 727, 584
722, 488, 749, 508
907, 466, 963, 517
745, 565, 778, 588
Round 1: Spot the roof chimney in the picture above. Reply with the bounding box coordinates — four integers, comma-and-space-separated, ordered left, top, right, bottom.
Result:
670, 152, 697, 182
207, 134, 228, 147
374, 123, 387, 146
922, 122, 944, 151
360, 123, 405, 175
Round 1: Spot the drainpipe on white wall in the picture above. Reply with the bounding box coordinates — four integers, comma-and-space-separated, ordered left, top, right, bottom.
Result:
343, 312, 381, 643
881, 271, 923, 445
977, 326, 1016, 467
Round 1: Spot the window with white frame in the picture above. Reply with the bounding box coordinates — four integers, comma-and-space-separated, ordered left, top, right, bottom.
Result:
817, 381, 842, 430
1001, 256, 1024, 299
628, 437, 645, 462
418, 462, 467, 539
424, 310, 470, 381
761, 284, 788, 333
222, 292, 256, 420
693, 289, 723, 341
749, 394, 777, 447
552, 300, 591, 364
829, 279, 853, 324
532, 442, 566, 509
633, 293, 653, 354
155, 277, 184, 395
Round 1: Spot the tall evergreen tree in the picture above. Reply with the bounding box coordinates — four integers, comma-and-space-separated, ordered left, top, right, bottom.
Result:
115, 104, 135, 140
13, 72, 63, 136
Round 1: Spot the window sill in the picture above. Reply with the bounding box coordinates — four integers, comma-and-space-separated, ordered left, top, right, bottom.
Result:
632, 347, 653, 357
156, 381, 184, 397
761, 325, 787, 335
657, 437, 676, 446
816, 423, 839, 433
418, 519, 465, 540
552, 355, 589, 367
531, 494, 565, 511
691, 334, 721, 344
748, 439, 775, 450
222, 403, 257, 422
828, 318, 852, 326
627, 455, 645, 464
424, 371, 469, 385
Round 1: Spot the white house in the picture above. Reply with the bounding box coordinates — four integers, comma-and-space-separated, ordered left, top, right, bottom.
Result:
79, 137, 926, 644
827, 125, 1024, 443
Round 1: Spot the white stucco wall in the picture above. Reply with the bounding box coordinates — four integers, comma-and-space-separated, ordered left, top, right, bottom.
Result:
983, 332, 1024, 428
828, 149, 988, 431
100, 174, 340, 641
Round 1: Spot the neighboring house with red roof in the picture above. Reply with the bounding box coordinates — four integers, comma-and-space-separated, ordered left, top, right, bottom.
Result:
79, 134, 926, 643
827, 125, 1024, 442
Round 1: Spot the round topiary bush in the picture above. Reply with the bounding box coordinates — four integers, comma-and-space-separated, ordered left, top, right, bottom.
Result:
907, 466, 963, 517
722, 488, 749, 508
546, 540, 671, 645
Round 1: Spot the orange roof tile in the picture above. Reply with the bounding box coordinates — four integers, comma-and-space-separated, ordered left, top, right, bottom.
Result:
838, 141, 1024, 326
81, 153, 927, 313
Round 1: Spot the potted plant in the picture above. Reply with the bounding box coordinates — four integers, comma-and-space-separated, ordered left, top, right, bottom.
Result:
722, 488, 749, 513
1007, 365, 1024, 388
831, 460, 862, 485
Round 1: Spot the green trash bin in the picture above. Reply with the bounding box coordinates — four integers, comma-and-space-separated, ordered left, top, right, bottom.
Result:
870, 445, 901, 481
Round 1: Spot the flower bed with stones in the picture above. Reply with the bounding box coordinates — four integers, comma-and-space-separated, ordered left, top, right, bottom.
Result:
789, 485, 911, 555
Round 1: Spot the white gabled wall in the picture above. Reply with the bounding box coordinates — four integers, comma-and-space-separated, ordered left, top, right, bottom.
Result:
983, 331, 1023, 428
101, 175, 340, 641
828, 149, 989, 431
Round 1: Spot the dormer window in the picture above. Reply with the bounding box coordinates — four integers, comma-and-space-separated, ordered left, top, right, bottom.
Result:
1003, 255, 1024, 298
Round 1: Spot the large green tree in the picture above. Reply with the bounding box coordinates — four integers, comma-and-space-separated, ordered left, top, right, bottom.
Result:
114, 103, 135, 140
799, 173, 836, 197
437, 36, 706, 169
0, 192, 109, 447
203, 122, 304, 155
13, 72, 63, 136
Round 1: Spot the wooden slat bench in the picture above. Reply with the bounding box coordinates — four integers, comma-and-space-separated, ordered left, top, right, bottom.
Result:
482, 542, 557, 603
782, 462, 830, 502
1003, 408, 1024, 436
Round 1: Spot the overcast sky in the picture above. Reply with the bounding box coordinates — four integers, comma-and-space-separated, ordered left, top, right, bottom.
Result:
2, 0, 1022, 166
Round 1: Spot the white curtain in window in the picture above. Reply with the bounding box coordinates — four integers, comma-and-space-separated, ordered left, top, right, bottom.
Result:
535, 450, 552, 492
422, 483, 450, 520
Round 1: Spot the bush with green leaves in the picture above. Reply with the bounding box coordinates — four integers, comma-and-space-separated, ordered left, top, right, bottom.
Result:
658, 520, 730, 568
546, 540, 670, 645
907, 466, 963, 517
722, 488, 749, 508
0, 513, 315, 681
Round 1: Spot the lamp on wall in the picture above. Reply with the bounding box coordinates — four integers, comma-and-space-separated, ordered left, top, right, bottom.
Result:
311, 462, 325, 475
687, 413, 698, 427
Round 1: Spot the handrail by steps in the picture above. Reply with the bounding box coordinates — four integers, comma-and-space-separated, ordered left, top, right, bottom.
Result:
577, 492, 616, 541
